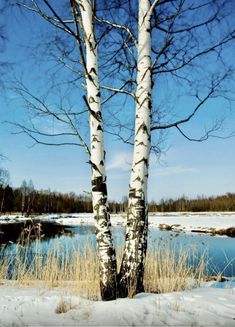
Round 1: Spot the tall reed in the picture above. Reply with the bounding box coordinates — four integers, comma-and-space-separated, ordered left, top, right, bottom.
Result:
0, 226, 206, 300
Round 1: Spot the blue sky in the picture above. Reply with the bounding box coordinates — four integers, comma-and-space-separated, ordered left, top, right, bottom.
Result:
1, 119, 235, 202
1, 2, 235, 202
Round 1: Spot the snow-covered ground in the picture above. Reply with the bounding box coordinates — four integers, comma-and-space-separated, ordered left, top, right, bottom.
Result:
40, 212, 235, 234
0, 214, 32, 223
1, 212, 235, 234
148, 212, 235, 234
1, 214, 235, 326
0, 280, 235, 326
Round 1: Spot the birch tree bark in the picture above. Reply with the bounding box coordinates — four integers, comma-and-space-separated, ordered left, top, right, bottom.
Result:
0, 189, 5, 213
118, 0, 154, 298
77, 0, 117, 301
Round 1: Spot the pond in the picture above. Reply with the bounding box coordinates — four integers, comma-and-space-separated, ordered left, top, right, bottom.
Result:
0, 222, 235, 278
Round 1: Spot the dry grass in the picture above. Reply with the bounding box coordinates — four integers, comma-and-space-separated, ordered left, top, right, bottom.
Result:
55, 296, 77, 314
55, 297, 70, 314
144, 245, 205, 293
0, 241, 101, 299
0, 227, 206, 300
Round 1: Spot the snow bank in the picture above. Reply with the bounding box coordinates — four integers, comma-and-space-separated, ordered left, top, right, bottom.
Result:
44, 212, 235, 235
0, 281, 234, 326
1, 212, 235, 235
0, 214, 31, 224
148, 213, 235, 233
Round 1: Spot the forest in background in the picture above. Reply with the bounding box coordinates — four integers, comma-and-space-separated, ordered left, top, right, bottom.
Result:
0, 177, 235, 214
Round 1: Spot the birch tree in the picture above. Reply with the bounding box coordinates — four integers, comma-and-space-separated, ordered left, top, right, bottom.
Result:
14, 0, 117, 300
20, 180, 27, 215
0, 1, 8, 84
75, 0, 117, 300
96, 0, 235, 297
117, 0, 155, 297
0, 167, 10, 214
10, 0, 235, 299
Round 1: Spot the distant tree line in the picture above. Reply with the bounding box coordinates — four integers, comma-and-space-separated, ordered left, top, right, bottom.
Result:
1, 168, 235, 214
0, 168, 128, 215
0, 181, 93, 215
149, 194, 235, 212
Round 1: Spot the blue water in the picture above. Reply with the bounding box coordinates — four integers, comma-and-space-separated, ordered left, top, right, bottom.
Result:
63, 226, 235, 276
148, 229, 235, 276
1, 225, 235, 277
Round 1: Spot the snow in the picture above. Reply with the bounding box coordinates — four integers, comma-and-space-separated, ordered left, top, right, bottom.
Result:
148, 212, 235, 233
0, 281, 234, 326
0, 213, 235, 325
1, 212, 235, 234
46, 212, 235, 234
39, 212, 235, 234
0, 214, 32, 223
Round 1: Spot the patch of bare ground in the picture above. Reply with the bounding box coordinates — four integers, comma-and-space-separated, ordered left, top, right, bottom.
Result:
215, 227, 235, 237
203, 273, 227, 282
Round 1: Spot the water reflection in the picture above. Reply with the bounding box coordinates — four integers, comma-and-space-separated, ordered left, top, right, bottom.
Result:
0, 220, 73, 245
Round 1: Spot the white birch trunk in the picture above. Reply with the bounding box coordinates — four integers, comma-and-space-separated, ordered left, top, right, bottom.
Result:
21, 193, 25, 215
78, 0, 117, 300
0, 189, 5, 213
118, 0, 152, 297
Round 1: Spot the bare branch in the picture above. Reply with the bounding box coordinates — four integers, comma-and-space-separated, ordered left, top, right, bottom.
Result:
148, 0, 160, 19
100, 84, 135, 99
17, 1, 73, 35
151, 74, 227, 131
69, 0, 89, 77
175, 122, 235, 142
153, 30, 235, 75
15, 129, 83, 147
7, 122, 77, 138
61, 106, 91, 157
101, 80, 135, 105
105, 129, 134, 147
42, 0, 77, 36
95, 16, 137, 47
11, 82, 91, 156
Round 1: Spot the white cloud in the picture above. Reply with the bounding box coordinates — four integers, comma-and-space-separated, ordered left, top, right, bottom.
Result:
107, 150, 132, 171
106, 150, 198, 177
151, 165, 199, 177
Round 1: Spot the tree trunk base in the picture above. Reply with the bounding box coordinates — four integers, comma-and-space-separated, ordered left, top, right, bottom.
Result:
100, 282, 117, 301
117, 274, 145, 298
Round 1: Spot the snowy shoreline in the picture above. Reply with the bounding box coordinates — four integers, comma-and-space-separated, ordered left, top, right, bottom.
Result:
1, 212, 235, 236
1, 212, 235, 234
